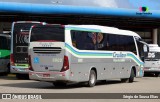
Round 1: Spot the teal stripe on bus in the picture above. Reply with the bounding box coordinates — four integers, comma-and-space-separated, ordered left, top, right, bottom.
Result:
65, 27, 101, 32
65, 43, 113, 56
65, 43, 144, 65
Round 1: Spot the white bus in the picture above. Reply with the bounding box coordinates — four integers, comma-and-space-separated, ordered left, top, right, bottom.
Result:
28, 24, 147, 87
144, 44, 160, 77
10, 21, 43, 79
0, 34, 10, 75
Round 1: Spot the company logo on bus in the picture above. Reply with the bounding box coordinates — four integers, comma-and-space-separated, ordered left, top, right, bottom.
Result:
34, 57, 39, 63
113, 52, 127, 58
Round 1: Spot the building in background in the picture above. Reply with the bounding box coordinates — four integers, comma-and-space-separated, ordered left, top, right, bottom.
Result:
0, 0, 160, 45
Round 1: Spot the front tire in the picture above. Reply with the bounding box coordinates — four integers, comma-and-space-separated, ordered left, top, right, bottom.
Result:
87, 70, 96, 87
155, 73, 160, 77
129, 68, 135, 83
7, 63, 10, 74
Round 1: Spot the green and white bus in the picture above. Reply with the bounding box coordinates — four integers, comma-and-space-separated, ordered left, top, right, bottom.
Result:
29, 24, 147, 87
0, 34, 10, 75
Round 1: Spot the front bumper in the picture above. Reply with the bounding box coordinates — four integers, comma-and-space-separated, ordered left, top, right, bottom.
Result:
144, 67, 160, 73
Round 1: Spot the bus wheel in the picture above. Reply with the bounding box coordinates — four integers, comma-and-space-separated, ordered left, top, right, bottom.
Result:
129, 68, 135, 83
121, 78, 129, 83
121, 68, 135, 83
16, 74, 21, 79
87, 70, 97, 87
7, 63, 10, 74
53, 82, 67, 87
16, 74, 29, 79
155, 73, 160, 77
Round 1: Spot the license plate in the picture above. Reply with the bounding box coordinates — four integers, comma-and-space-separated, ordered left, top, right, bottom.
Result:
43, 74, 50, 78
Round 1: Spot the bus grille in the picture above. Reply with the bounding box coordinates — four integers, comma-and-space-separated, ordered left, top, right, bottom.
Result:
33, 47, 62, 54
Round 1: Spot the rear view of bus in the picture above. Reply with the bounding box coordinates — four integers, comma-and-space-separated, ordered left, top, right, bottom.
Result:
29, 24, 67, 84
10, 21, 42, 79
144, 44, 160, 77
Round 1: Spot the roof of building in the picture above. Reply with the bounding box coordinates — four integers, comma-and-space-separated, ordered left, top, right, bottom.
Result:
0, 2, 160, 19
0, 2, 160, 29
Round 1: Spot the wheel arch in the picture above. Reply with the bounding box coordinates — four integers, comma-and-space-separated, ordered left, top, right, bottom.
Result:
130, 65, 136, 77
89, 67, 97, 79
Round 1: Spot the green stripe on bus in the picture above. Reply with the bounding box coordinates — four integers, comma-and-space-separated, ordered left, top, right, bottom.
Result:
15, 64, 29, 68
65, 27, 101, 32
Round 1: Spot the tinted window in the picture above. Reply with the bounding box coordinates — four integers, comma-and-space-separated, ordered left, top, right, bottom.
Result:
136, 40, 144, 58
97, 33, 109, 50
71, 30, 137, 54
13, 23, 38, 46
108, 34, 136, 53
30, 25, 64, 42
0, 36, 10, 50
71, 30, 95, 50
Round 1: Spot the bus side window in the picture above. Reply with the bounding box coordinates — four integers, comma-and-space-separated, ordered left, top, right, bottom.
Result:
0, 36, 2, 49
71, 31, 77, 47
85, 32, 96, 50
71, 30, 95, 50
126, 36, 137, 55
97, 33, 109, 50
0, 36, 7, 50
108, 34, 119, 51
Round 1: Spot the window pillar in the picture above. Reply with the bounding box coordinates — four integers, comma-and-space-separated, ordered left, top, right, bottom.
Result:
153, 28, 158, 44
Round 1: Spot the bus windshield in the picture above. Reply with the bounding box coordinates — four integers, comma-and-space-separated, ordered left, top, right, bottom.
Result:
0, 35, 10, 50
0, 35, 10, 59
30, 25, 64, 42
145, 52, 160, 61
12, 22, 40, 64
13, 23, 38, 46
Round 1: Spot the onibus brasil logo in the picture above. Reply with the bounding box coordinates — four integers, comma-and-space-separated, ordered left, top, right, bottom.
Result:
136, 6, 152, 15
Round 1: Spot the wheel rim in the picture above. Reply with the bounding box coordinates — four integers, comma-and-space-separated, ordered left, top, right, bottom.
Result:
90, 74, 95, 84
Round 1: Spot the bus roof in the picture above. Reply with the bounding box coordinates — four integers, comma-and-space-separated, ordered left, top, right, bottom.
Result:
149, 44, 159, 47
65, 25, 140, 38
13, 21, 42, 24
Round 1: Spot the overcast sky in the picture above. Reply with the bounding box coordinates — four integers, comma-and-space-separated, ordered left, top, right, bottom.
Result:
0, 0, 159, 10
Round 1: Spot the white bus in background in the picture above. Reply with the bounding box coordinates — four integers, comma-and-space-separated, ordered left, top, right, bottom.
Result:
10, 21, 44, 79
144, 44, 160, 77
0, 34, 10, 75
28, 24, 148, 87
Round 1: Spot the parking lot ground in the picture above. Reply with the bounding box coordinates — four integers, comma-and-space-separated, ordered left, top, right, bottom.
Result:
0, 74, 159, 102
